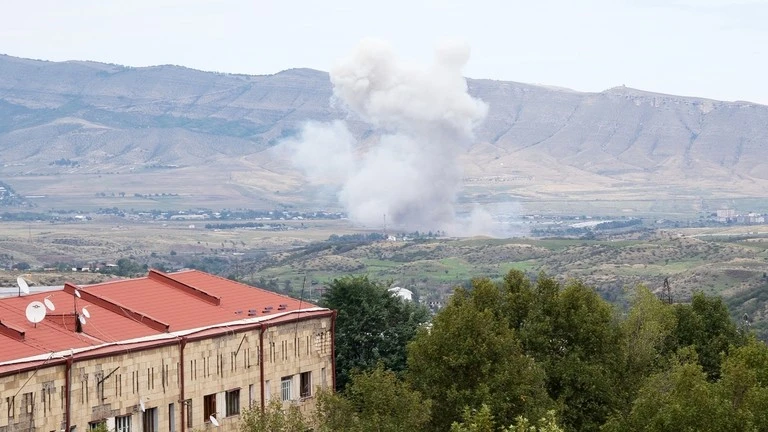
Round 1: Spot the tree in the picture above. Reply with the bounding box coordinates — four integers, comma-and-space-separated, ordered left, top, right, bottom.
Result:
320, 275, 430, 390
619, 286, 677, 405
315, 366, 431, 432
717, 337, 768, 429
239, 399, 310, 432
603, 349, 738, 432
517, 277, 625, 432
450, 405, 564, 432
449, 405, 496, 432
673, 291, 742, 380
408, 278, 553, 432
12, 261, 30, 270
507, 411, 564, 432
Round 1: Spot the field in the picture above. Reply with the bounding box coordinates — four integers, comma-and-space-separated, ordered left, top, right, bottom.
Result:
2, 218, 767, 335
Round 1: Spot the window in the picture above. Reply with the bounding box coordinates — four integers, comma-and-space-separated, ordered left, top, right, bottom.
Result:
300, 372, 312, 398
142, 407, 157, 432
203, 394, 216, 422
7, 395, 15, 419
89, 420, 106, 430
226, 389, 240, 416
249, 384, 255, 407
184, 399, 193, 429
281, 376, 292, 401
22, 392, 33, 414
265, 380, 271, 401
169, 403, 175, 432
321, 367, 327, 389
115, 414, 132, 432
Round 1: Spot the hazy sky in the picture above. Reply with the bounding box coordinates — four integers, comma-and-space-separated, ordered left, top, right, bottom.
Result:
1, 0, 766, 104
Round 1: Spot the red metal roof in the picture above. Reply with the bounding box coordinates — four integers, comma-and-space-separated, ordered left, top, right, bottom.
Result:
0, 270, 325, 366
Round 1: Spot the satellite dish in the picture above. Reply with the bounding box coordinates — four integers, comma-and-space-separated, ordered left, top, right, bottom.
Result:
25, 301, 47, 324
44, 297, 56, 311
209, 416, 219, 427
74, 289, 81, 298
140, 399, 145, 412
78, 315, 87, 325
17, 277, 30, 295
82, 306, 91, 319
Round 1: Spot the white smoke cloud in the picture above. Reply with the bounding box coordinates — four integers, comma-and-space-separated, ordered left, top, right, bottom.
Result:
286, 39, 492, 233
283, 120, 355, 184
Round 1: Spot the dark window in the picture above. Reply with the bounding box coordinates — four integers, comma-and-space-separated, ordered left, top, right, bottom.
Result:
142, 407, 157, 432
184, 399, 193, 429
300, 372, 312, 398
203, 394, 216, 422
169, 403, 175, 432
226, 389, 240, 416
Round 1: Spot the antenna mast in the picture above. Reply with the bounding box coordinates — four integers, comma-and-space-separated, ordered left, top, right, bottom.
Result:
663, 277, 672, 304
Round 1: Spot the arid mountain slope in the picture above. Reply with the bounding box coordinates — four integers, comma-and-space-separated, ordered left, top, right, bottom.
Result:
1, 54, 766, 212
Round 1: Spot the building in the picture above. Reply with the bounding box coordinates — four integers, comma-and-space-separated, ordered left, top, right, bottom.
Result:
0, 269, 335, 432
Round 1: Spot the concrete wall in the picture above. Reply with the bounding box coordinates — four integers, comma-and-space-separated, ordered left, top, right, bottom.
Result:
0, 315, 332, 432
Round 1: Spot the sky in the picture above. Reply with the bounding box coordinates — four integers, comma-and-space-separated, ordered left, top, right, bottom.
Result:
1, 0, 766, 104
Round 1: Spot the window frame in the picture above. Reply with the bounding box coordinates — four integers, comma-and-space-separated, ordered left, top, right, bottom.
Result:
142, 406, 158, 432
184, 399, 193, 429
300, 371, 312, 399
225, 388, 240, 416
281, 376, 292, 402
88, 420, 107, 431
115, 414, 132, 432
203, 393, 216, 422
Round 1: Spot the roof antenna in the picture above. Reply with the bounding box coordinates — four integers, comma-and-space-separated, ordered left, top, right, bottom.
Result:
72, 288, 87, 332
17, 276, 29, 296
44, 295, 56, 311
25, 300, 47, 327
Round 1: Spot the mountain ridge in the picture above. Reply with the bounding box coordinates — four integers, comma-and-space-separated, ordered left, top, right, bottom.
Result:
1, 54, 766, 214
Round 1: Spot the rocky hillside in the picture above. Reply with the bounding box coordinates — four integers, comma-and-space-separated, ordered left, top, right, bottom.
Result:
1, 54, 766, 212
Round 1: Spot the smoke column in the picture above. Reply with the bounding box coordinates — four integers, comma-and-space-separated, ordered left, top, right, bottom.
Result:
286, 39, 488, 232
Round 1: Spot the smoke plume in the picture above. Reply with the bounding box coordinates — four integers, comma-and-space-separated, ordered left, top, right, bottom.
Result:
287, 39, 489, 233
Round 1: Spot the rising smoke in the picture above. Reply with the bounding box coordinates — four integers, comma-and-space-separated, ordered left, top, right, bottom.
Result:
286, 39, 491, 234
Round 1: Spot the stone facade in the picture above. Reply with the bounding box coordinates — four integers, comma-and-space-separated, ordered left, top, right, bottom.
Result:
0, 315, 333, 432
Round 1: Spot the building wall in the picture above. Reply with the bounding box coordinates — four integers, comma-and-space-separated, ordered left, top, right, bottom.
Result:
0, 315, 332, 432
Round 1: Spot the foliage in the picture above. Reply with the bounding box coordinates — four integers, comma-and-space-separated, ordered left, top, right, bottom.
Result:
239, 399, 310, 432
450, 405, 564, 432
99, 257, 147, 276
243, 269, 765, 432
602, 349, 738, 432
673, 291, 743, 379
507, 411, 564, 432
321, 275, 430, 390
500, 272, 625, 432
315, 366, 431, 432
408, 277, 553, 432
449, 404, 496, 432
89, 423, 109, 432
717, 337, 768, 429
619, 286, 677, 404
